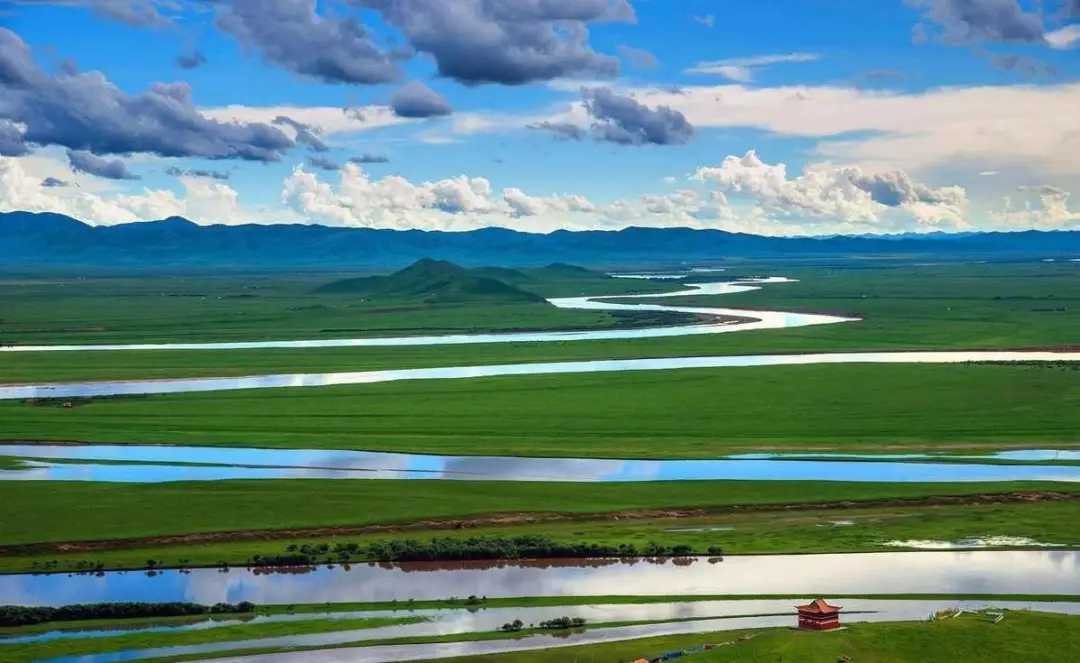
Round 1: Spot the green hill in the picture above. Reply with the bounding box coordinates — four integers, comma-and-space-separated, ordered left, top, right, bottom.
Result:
315, 259, 547, 305
469, 266, 532, 285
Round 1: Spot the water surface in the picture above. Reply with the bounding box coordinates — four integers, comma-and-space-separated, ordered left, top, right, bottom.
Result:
5, 552, 1079, 607
5, 443, 1080, 483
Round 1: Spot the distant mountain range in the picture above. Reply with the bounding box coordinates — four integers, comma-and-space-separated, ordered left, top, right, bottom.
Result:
3, 211, 1080, 270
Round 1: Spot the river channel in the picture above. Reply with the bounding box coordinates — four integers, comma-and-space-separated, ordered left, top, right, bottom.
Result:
4, 443, 1080, 482
5, 552, 1078, 606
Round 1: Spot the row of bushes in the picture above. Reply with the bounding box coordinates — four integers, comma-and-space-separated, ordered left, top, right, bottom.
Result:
499, 616, 587, 632
0, 601, 256, 627
267, 535, 721, 564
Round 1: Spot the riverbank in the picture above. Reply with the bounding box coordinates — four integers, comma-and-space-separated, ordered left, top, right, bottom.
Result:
2, 485, 1079, 574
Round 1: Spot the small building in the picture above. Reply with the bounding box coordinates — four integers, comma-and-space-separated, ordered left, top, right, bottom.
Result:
795, 598, 842, 630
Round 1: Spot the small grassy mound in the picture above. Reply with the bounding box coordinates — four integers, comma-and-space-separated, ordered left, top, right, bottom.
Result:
314, 259, 546, 305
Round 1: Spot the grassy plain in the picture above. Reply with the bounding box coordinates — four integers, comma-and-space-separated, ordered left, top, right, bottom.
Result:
0, 615, 422, 662
2, 263, 1078, 384
414, 610, 1080, 663
0, 267, 677, 347
3, 363, 1079, 454
1, 497, 1077, 573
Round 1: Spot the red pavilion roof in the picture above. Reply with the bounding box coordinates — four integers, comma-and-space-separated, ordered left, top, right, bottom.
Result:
795, 598, 842, 614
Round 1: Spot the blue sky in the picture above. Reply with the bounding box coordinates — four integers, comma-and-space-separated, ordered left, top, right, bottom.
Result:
1, 0, 1078, 235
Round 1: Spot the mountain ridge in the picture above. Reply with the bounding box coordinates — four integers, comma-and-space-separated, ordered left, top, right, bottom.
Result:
3, 211, 1079, 268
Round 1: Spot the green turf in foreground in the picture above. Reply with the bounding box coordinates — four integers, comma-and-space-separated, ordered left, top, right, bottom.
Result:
5, 363, 1080, 454
412, 610, 1080, 663
0, 615, 424, 662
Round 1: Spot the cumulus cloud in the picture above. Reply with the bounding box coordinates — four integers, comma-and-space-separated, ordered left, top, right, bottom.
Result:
685, 53, 820, 82
349, 154, 389, 164
216, 0, 400, 85
389, 81, 453, 119
176, 49, 207, 70
692, 150, 968, 229
992, 184, 1080, 228
66, 149, 140, 180
1046, 24, 1080, 48
355, 0, 632, 85
907, 0, 1047, 45
582, 87, 694, 145
165, 166, 230, 180
306, 154, 341, 171
0, 155, 257, 225
0, 28, 294, 162
0, 121, 29, 156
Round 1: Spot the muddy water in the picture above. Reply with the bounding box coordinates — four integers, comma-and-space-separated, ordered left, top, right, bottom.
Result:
5, 552, 1080, 608
5, 443, 1080, 483
35, 599, 1080, 663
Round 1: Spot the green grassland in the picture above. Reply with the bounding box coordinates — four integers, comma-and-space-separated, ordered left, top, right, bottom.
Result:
0, 615, 422, 663
2, 263, 1077, 384
416, 610, 1080, 663
0, 261, 678, 347
2, 497, 1077, 574
8, 478, 1067, 545
4, 362, 1078, 454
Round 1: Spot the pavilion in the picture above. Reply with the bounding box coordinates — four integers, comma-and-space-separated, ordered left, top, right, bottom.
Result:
795, 598, 842, 630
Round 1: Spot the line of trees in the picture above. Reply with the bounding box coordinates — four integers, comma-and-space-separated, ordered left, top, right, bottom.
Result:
0, 601, 256, 627
499, 616, 587, 632
261, 535, 717, 565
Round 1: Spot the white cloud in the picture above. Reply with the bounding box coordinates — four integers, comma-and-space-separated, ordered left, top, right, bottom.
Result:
691, 150, 968, 231
539, 81, 1080, 178
1046, 25, 1080, 49
991, 185, 1080, 229
0, 155, 270, 225
201, 104, 411, 138
685, 53, 820, 82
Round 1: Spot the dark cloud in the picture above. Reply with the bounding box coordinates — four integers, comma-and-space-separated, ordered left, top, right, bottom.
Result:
389, 80, 453, 118
986, 52, 1058, 76
851, 171, 962, 207
617, 44, 658, 69
165, 166, 231, 180
176, 49, 208, 70
272, 116, 329, 152
907, 0, 1047, 45
42, 176, 71, 187
0, 28, 294, 162
67, 149, 140, 180
306, 154, 341, 171
349, 154, 390, 164
216, 0, 400, 85
527, 121, 587, 141
355, 0, 632, 85
582, 87, 694, 146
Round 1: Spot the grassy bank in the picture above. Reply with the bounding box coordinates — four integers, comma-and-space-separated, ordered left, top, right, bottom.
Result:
4, 363, 1079, 454
1, 480, 1078, 572
0, 614, 422, 662
413, 609, 1080, 663
3, 499, 1079, 574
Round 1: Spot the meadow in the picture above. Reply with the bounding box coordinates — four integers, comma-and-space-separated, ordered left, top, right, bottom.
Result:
3, 362, 1079, 455
3, 262, 1078, 384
